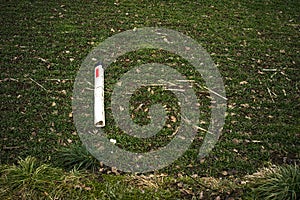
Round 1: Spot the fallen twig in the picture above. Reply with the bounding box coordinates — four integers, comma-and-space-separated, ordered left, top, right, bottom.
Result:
29, 77, 48, 92
267, 87, 275, 103
3, 145, 22, 150
202, 86, 227, 100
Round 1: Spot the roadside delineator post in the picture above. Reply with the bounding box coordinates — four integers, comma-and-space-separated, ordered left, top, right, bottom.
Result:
94, 62, 105, 127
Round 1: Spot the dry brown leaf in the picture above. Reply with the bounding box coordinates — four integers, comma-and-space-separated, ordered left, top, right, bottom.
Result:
170, 116, 177, 122
239, 81, 248, 85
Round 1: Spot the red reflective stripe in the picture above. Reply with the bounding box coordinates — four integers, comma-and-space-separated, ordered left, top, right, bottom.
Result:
96, 68, 99, 78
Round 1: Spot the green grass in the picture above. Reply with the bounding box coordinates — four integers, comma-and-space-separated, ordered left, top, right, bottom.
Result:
0, 156, 99, 200
1, 0, 299, 199
1, 156, 176, 200
1, 156, 298, 199
53, 144, 100, 172
0, 156, 248, 199
246, 165, 300, 200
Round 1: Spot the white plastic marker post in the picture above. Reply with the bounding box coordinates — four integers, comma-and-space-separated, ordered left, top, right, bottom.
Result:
94, 62, 105, 127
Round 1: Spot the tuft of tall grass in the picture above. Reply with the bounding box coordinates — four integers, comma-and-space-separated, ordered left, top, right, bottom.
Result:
54, 144, 100, 172
0, 156, 63, 199
0, 156, 178, 199
0, 156, 97, 200
250, 165, 300, 200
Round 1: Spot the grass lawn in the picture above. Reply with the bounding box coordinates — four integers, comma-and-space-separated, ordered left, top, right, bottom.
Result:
1, 0, 299, 199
